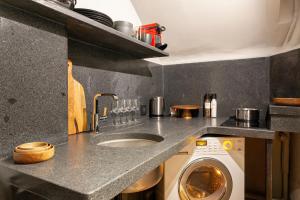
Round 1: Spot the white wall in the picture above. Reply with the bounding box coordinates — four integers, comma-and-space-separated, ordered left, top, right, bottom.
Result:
75, 0, 300, 65
131, 0, 300, 65
76, 0, 141, 27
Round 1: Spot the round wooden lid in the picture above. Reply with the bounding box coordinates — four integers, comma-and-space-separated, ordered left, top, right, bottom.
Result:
172, 105, 201, 110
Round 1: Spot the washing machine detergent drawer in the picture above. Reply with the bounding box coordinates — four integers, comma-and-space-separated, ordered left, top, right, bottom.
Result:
164, 137, 245, 200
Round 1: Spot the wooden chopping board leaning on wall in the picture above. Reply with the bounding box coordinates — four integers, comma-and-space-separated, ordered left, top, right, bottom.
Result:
68, 60, 87, 135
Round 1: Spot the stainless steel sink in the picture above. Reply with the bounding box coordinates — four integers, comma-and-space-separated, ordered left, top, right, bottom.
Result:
97, 133, 164, 148
96, 133, 164, 193
123, 164, 164, 194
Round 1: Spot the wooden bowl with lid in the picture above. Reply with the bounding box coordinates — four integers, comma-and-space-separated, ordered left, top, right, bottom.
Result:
14, 142, 51, 153
13, 142, 55, 164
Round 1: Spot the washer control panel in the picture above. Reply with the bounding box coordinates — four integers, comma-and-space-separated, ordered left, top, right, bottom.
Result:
195, 137, 244, 154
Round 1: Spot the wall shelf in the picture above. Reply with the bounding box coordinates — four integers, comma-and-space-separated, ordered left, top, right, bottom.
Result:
1, 0, 169, 59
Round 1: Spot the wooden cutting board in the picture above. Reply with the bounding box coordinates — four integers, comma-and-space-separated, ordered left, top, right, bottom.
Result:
272, 98, 300, 106
68, 60, 87, 135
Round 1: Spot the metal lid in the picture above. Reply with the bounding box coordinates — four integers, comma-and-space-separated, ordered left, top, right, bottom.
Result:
152, 96, 164, 100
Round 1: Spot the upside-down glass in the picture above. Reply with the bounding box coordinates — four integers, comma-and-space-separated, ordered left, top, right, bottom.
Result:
111, 99, 140, 125
126, 99, 133, 122
120, 99, 129, 124
130, 99, 136, 121
125, 99, 133, 123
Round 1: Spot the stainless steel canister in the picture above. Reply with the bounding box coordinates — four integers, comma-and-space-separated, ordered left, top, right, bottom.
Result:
149, 96, 165, 117
113, 21, 134, 36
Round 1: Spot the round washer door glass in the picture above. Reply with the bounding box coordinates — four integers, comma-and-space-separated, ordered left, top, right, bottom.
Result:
178, 158, 232, 200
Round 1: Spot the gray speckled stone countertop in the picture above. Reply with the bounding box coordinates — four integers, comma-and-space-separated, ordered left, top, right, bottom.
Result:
269, 105, 300, 116
0, 117, 275, 200
269, 105, 300, 132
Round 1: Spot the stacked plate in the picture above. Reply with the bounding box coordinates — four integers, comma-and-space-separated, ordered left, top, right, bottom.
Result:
74, 8, 113, 27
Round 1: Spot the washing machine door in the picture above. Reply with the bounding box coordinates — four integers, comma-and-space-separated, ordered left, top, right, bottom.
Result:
178, 158, 232, 200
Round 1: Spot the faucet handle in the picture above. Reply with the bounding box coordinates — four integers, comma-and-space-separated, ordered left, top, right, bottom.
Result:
102, 107, 108, 117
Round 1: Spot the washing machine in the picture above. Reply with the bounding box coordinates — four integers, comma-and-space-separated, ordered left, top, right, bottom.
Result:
162, 136, 245, 200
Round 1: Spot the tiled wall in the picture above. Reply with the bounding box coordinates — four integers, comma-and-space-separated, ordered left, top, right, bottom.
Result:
163, 58, 270, 119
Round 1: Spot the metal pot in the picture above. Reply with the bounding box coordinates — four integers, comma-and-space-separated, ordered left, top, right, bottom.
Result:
235, 108, 260, 122
113, 21, 134, 36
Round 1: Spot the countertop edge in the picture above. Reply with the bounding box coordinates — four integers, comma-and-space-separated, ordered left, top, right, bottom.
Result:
269, 105, 300, 116
207, 126, 276, 140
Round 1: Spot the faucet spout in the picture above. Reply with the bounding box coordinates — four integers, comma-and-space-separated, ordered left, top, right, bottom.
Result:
92, 93, 118, 131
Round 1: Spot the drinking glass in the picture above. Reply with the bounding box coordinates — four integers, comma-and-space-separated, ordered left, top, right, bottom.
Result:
133, 98, 140, 121
111, 100, 120, 125
120, 99, 128, 124
125, 99, 132, 123
130, 99, 136, 121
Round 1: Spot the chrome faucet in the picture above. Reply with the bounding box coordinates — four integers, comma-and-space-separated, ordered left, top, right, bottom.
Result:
92, 93, 118, 131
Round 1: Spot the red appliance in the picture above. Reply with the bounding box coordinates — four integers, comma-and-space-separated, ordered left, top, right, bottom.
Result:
139, 23, 166, 47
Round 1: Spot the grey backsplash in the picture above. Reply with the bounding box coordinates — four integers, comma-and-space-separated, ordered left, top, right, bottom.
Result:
0, 3, 68, 158
72, 65, 163, 129
163, 58, 270, 119
270, 48, 300, 98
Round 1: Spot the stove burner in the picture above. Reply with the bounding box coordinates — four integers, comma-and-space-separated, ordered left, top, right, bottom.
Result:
221, 116, 269, 129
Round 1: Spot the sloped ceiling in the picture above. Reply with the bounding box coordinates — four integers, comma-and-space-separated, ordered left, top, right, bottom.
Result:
131, 0, 300, 65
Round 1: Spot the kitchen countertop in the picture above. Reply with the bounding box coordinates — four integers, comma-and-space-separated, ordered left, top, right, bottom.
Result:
269, 105, 300, 133
0, 117, 275, 200
269, 104, 300, 116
